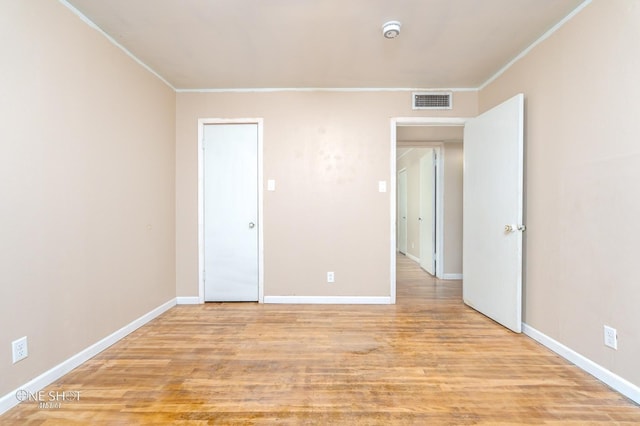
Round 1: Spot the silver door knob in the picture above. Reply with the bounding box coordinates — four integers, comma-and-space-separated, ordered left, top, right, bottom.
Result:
248, 222, 255, 229
505, 224, 514, 232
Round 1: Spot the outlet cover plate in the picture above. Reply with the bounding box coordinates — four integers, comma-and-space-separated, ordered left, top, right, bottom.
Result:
604, 325, 617, 350
12, 336, 28, 363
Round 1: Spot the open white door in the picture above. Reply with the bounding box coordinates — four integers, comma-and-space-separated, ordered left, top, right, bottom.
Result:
419, 149, 435, 275
398, 169, 408, 254
463, 93, 524, 333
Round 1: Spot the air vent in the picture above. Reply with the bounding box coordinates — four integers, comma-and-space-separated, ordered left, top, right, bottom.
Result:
412, 92, 452, 110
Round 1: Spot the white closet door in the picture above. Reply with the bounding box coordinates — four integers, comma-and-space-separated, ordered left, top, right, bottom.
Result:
204, 123, 258, 302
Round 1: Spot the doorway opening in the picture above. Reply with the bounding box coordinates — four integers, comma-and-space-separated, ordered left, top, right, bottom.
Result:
390, 117, 467, 304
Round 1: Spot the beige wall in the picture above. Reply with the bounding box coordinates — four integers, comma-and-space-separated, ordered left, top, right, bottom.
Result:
0, 0, 176, 396
176, 91, 477, 298
480, 0, 640, 386
443, 142, 463, 276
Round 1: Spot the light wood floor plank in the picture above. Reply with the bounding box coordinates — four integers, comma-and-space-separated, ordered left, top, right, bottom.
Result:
2, 254, 639, 424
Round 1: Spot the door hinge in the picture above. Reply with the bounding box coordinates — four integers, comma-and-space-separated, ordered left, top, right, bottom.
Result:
203, 270, 206, 281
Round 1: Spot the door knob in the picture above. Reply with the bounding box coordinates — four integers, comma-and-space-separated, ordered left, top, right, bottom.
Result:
248, 222, 255, 229
505, 224, 526, 233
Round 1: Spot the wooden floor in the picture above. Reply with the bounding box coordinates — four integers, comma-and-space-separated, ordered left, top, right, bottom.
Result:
3, 255, 639, 425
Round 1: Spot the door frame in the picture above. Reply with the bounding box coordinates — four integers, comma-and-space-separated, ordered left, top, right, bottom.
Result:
197, 118, 264, 303
390, 117, 467, 303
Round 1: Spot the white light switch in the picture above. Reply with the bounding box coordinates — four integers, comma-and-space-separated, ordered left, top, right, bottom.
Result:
378, 181, 387, 193
267, 179, 276, 191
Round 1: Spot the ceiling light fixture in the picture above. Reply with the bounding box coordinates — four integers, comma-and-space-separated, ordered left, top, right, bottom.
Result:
382, 21, 401, 39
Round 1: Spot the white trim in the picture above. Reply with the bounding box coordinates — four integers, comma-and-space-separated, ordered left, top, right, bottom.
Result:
523, 323, 640, 405
197, 121, 205, 304
198, 118, 265, 304
257, 122, 265, 303
176, 87, 478, 94
176, 296, 201, 305
390, 122, 397, 304
406, 253, 420, 264
0, 298, 176, 415
264, 296, 392, 305
443, 273, 463, 280
479, 0, 592, 90
58, 0, 175, 90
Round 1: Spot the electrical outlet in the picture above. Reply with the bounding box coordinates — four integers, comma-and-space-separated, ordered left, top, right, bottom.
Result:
327, 271, 335, 283
604, 325, 617, 350
12, 336, 28, 363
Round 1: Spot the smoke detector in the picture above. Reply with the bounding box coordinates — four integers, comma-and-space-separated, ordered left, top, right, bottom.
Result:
382, 21, 401, 39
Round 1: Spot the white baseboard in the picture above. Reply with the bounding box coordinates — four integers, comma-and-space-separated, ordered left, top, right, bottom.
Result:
443, 273, 463, 280
264, 296, 392, 304
176, 296, 201, 305
406, 253, 420, 263
523, 323, 640, 405
0, 298, 176, 416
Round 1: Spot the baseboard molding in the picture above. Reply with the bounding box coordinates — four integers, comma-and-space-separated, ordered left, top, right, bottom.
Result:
0, 298, 176, 416
406, 253, 420, 263
264, 296, 392, 304
443, 273, 463, 280
523, 323, 640, 405
176, 296, 201, 305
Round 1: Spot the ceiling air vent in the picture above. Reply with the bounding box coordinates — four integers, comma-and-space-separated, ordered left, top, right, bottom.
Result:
412, 92, 452, 110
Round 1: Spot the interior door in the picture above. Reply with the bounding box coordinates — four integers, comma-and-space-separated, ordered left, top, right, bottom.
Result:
419, 149, 435, 275
463, 93, 524, 333
398, 169, 408, 254
204, 123, 259, 301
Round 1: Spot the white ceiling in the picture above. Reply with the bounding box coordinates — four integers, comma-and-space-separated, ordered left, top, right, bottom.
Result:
64, 0, 585, 90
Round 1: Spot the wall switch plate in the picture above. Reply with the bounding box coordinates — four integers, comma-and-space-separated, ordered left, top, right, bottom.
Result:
604, 325, 617, 350
327, 272, 335, 283
267, 179, 276, 191
378, 181, 387, 193
12, 336, 28, 363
